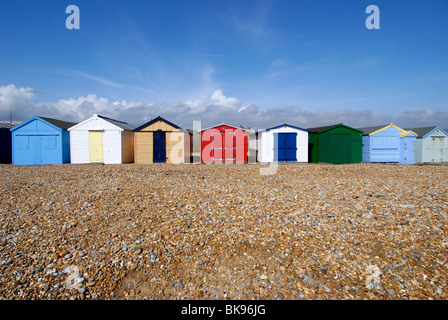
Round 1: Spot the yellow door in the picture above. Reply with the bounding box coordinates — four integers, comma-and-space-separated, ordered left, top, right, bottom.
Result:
89, 131, 103, 163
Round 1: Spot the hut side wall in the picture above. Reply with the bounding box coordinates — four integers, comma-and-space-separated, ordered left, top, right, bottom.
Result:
362, 135, 370, 162
121, 130, 134, 163
308, 133, 319, 163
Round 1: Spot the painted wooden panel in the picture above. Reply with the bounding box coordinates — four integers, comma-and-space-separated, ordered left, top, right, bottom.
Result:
134, 132, 153, 164
103, 130, 123, 164
70, 130, 90, 164
139, 120, 177, 132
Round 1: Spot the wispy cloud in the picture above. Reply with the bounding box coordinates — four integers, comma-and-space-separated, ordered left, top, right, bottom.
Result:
68, 70, 124, 88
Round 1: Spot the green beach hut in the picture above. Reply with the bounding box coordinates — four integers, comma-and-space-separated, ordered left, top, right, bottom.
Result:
307, 123, 364, 164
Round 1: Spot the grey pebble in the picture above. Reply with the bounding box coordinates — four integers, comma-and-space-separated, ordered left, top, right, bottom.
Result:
386, 289, 396, 296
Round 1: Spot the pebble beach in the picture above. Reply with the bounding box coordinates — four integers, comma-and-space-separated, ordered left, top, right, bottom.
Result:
0, 163, 447, 300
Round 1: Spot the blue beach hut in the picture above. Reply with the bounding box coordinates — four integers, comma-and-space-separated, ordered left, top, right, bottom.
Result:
10, 116, 77, 165
359, 123, 417, 164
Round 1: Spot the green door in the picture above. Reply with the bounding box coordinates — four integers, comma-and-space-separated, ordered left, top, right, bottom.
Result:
332, 134, 352, 164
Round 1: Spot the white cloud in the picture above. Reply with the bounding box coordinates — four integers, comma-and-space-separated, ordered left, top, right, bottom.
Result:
1, 84, 447, 131
185, 89, 243, 114
0, 84, 35, 110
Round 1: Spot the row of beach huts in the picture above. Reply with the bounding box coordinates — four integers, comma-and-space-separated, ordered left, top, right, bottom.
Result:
1, 114, 447, 165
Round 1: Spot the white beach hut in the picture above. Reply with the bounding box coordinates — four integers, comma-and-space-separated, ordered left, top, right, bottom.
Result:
68, 114, 134, 164
257, 124, 310, 163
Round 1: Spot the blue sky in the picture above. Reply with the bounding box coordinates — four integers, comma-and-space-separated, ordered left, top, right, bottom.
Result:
1, 0, 447, 129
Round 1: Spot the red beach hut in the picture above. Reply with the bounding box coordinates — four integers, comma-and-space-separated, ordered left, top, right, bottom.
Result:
201, 123, 247, 163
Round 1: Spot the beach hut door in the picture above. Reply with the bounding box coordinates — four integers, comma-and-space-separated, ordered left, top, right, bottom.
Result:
30, 136, 43, 165
153, 131, 166, 163
89, 131, 103, 163
274, 133, 297, 162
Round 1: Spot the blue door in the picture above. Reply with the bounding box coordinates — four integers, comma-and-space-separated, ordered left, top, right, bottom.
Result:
31, 136, 43, 165
153, 131, 166, 163
274, 133, 297, 161
400, 136, 416, 165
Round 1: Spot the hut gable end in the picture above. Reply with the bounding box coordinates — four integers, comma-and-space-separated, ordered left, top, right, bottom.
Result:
139, 120, 178, 132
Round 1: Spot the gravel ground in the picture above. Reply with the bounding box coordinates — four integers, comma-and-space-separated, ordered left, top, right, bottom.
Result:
0, 163, 447, 300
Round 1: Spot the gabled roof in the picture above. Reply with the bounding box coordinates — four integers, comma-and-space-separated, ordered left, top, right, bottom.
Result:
68, 114, 134, 131
306, 123, 363, 134
133, 116, 181, 132
10, 116, 77, 132
405, 126, 448, 139
201, 123, 248, 132
357, 123, 405, 136
264, 124, 311, 133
